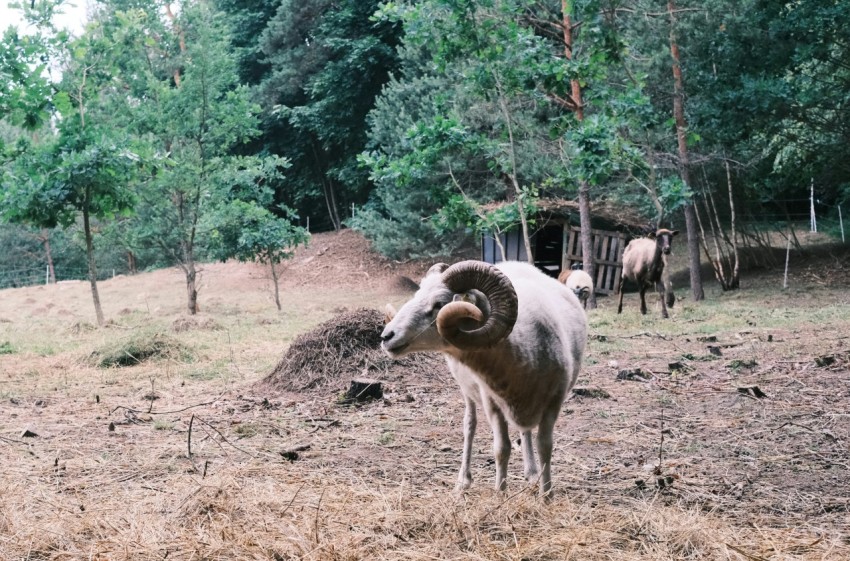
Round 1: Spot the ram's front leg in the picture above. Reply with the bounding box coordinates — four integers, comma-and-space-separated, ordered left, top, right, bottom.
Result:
656, 280, 669, 318
456, 396, 477, 491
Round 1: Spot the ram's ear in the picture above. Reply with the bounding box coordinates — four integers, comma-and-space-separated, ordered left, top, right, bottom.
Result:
670, 230, 680, 236
384, 303, 397, 324
426, 263, 449, 277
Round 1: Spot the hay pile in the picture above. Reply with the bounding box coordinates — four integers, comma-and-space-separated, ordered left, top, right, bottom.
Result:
89, 331, 193, 367
264, 307, 444, 391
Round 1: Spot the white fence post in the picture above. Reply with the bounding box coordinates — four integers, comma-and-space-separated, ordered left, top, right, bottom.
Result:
810, 179, 817, 232
839, 205, 845, 243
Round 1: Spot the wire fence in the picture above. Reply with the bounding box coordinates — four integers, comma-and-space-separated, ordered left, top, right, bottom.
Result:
0, 266, 119, 290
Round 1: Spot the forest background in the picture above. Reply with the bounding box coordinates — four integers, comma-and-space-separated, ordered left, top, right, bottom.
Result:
2, 0, 848, 320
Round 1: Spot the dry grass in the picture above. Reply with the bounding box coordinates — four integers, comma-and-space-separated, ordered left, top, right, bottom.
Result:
1, 231, 849, 560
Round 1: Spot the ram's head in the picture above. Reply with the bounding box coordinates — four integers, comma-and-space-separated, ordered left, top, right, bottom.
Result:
380, 261, 518, 357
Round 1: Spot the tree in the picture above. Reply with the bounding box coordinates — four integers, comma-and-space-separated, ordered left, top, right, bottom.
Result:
205, 200, 309, 310
104, 2, 271, 314
0, 0, 65, 133
254, 0, 401, 232
2, 129, 138, 325
360, 0, 569, 262
1, 0, 143, 324
667, 0, 704, 302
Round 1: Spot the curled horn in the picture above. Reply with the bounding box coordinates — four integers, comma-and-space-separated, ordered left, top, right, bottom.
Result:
437, 261, 518, 349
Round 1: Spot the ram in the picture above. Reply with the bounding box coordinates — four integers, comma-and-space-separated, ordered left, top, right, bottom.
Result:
617, 228, 678, 318
557, 268, 594, 309
381, 260, 587, 496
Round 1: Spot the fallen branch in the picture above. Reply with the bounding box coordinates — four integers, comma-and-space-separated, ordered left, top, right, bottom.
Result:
193, 415, 256, 458
109, 392, 224, 417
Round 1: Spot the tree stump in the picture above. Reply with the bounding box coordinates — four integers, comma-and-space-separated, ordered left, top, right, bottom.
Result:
345, 378, 383, 402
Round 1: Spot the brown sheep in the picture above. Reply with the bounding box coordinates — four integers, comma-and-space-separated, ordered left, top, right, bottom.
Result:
616, 229, 678, 318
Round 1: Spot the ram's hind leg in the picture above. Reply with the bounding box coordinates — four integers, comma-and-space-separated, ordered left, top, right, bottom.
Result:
536, 407, 560, 498
639, 285, 648, 315
483, 398, 510, 491
456, 396, 477, 491
617, 275, 625, 314
520, 430, 538, 483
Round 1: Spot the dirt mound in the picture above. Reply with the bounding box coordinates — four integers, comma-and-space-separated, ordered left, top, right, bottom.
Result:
263, 307, 444, 392
279, 228, 476, 291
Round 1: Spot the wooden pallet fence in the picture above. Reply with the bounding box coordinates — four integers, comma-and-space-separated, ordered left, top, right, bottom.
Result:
563, 226, 626, 294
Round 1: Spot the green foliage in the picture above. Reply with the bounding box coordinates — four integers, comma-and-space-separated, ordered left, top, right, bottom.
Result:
658, 176, 695, 215
562, 115, 624, 186
0, 0, 70, 133
252, 0, 402, 230
435, 187, 539, 241
1, 129, 139, 230
204, 200, 310, 265
0, 27, 53, 132
4, 0, 848, 275
356, 0, 628, 257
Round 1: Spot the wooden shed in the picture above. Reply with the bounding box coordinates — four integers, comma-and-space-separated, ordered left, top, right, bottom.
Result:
481, 199, 646, 295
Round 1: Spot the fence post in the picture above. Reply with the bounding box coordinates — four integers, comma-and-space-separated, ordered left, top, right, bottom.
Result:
46, 265, 49, 285
810, 179, 817, 233
839, 205, 845, 243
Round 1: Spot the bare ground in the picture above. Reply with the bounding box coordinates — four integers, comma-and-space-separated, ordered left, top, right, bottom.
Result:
1, 229, 849, 560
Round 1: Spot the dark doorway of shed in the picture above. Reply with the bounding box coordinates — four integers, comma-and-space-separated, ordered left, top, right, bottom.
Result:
534, 225, 563, 278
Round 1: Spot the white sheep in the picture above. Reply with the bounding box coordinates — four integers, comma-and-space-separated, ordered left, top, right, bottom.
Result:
381, 260, 587, 497
616, 228, 678, 318
557, 268, 594, 308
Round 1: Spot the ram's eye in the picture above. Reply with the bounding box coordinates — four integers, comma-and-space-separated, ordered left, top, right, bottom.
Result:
430, 302, 444, 314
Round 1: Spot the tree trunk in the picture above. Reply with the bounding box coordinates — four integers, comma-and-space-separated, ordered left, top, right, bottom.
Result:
269, 256, 282, 311
309, 139, 342, 231
185, 261, 198, 315
42, 229, 56, 284
577, 182, 597, 308
493, 231, 507, 262
724, 159, 740, 288
668, 0, 704, 302
165, 3, 186, 86
181, 239, 199, 315
495, 89, 534, 265
82, 198, 105, 326
127, 251, 137, 275
646, 147, 664, 229
562, 2, 596, 308
325, 179, 341, 232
